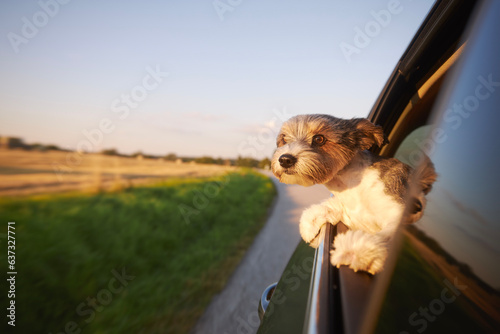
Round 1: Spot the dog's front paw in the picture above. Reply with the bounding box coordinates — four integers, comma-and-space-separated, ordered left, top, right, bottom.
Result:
330, 230, 388, 275
300, 204, 335, 248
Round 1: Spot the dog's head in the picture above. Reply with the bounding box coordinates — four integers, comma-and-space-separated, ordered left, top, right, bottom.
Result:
405, 155, 437, 224
271, 114, 385, 186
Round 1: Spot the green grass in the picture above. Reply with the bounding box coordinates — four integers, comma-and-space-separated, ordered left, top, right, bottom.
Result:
0, 169, 276, 334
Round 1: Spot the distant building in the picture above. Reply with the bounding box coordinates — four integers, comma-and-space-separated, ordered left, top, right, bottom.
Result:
0, 136, 27, 150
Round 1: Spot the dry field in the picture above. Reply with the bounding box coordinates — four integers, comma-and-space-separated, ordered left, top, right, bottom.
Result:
0, 149, 235, 196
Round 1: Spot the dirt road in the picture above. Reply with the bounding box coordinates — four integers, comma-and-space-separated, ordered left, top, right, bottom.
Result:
191, 171, 331, 334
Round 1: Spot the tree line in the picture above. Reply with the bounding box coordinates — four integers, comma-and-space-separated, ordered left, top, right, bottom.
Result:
0, 136, 272, 169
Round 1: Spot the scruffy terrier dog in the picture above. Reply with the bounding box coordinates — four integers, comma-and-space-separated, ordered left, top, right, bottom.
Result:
272, 114, 436, 274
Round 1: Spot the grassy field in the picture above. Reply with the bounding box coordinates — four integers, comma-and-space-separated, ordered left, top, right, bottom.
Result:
0, 169, 276, 334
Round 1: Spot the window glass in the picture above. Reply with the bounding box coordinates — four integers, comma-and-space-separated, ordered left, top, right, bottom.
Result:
374, 2, 500, 333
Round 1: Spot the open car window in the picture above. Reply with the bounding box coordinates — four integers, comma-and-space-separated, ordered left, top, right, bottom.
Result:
370, 1, 500, 332
329, 1, 482, 333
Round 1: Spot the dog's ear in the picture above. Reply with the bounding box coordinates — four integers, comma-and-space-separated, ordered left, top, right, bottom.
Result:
412, 154, 437, 195
353, 118, 385, 150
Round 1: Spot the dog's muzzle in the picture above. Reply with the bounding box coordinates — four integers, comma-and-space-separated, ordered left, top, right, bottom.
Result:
278, 154, 297, 168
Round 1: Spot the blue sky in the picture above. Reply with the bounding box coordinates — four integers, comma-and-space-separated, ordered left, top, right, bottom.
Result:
0, 0, 435, 159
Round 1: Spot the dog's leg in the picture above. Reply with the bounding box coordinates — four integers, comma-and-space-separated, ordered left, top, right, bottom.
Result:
330, 230, 391, 275
300, 196, 342, 248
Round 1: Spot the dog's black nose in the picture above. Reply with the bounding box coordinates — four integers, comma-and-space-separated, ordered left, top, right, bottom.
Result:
279, 154, 297, 168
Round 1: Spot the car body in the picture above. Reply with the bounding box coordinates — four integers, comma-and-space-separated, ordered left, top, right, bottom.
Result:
257, 0, 500, 333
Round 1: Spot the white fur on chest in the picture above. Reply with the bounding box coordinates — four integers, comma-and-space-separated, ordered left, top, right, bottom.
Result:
325, 162, 404, 234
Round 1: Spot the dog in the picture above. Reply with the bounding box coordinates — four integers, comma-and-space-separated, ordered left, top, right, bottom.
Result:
271, 114, 436, 274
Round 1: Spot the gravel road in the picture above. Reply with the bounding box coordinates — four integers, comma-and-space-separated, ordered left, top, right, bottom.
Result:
191, 171, 331, 334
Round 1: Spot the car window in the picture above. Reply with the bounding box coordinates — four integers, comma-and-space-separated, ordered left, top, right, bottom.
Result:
392, 125, 432, 168
371, 1, 500, 333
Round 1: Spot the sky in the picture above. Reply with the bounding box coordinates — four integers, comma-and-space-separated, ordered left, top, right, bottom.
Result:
0, 0, 435, 160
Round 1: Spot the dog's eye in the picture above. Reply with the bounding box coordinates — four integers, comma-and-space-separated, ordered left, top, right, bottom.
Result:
277, 135, 287, 147
312, 135, 326, 146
